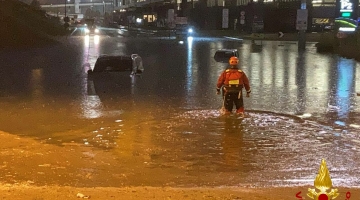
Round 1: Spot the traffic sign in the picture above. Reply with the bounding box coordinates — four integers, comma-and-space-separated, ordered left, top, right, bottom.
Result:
240, 11, 245, 15
240, 15, 245, 20
296, 9, 308, 30
278, 32, 284, 38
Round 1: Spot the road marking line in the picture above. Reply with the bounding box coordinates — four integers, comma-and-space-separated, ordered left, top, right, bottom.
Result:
224, 36, 243, 41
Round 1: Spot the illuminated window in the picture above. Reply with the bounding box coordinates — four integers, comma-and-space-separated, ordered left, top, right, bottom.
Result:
143, 14, 157, 22
236, 0, 250, 5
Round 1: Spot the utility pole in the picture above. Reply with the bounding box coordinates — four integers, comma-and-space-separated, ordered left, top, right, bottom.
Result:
297, 0, 308, 51
65, 0, 68, 17
64, 0, 70, 28
103, 1, 105, 14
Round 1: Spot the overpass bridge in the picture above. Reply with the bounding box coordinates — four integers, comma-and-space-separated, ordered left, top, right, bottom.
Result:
40, 0, 166, 15
40, 0, 115, 15
40, 2, 113, 8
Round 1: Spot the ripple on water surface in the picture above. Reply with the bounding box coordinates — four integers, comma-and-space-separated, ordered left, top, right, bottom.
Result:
147, 109, 360, 187
11, 107, 360, 188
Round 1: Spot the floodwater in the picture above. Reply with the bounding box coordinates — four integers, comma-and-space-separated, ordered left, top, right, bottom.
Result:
0, 31, 360, 188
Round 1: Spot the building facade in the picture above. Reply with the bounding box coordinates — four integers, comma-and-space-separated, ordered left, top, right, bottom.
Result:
39, 0, 359, 31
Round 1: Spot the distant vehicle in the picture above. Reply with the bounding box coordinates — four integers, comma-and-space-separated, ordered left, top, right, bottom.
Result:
214, 49, 239, 63
85, 25, 99, 35
84, 18, 99, 35
88, 54, 144, 76
175, 24, 195, 36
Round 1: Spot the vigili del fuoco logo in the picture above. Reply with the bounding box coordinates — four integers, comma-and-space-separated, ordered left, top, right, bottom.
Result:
295, 159, 351, 200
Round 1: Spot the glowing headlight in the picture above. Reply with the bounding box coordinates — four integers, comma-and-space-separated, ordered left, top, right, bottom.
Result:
188, 28, 193, 33
95, 29, 99, 33
85, 28, 90, 33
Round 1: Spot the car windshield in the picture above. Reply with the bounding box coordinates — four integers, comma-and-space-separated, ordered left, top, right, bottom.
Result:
214, 51, 235, 60
93, 57, 133, 72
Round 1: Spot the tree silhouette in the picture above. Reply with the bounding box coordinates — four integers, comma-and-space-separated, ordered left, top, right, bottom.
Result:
85, 8, 93, 18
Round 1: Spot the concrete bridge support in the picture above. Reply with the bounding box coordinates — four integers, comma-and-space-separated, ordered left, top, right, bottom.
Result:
75, 0, 81, 13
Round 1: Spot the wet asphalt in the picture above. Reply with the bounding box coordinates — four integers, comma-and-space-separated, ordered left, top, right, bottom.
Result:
0, 27, 359, 187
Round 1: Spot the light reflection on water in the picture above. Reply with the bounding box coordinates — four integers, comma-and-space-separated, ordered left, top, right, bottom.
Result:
335, 58, 355, 120
94, 109, 360, 187
0, 37, 360, 187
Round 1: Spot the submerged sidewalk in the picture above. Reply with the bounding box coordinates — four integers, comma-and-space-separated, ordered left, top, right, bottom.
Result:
197, 30, 322, 42
116, 25, 322, 42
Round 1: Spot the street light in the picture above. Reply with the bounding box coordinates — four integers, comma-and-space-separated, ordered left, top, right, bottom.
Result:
64, 0, 70, 27
103, 1, 105, 14
65, 0, 70, 17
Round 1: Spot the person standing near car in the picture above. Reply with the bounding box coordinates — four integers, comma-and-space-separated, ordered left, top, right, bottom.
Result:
131, 54, 144, 76
216, 56, 251, 117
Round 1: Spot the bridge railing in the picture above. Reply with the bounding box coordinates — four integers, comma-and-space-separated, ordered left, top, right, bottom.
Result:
40, 2, 113, 7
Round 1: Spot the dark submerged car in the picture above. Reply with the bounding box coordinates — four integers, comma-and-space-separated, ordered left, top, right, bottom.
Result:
87, 54, 144, 98
214, 49, 239, 63
87, 54, 144, 75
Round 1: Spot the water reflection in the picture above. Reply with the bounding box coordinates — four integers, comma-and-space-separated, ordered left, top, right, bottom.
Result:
241, 41, 360, 125
221, 117, 244, 169
335, 58, 355, 120
83, 35, 100, 71
30, 68, 44, 103
327, 57, 356, 125
295, 51, 307, 115
186, 36, 195, 95
1, 37, 360, 187
81, 35, 102, 119
83, 80, 103, 119
94, 35, 100, 45
0, 38, 359, 135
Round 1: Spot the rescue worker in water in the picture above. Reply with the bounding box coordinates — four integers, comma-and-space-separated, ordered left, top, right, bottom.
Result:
216, 56, 251, 116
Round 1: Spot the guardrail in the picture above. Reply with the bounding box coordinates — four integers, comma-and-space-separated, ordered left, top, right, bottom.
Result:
41, 0, 164, 9
114, 0, 166, 9
40, 2, 113, 8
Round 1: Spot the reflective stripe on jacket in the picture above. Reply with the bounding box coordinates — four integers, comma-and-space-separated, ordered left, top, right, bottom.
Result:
217, 68, 251, 92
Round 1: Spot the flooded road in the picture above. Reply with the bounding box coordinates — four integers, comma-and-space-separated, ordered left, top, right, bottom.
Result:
0, 33, 360, 188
